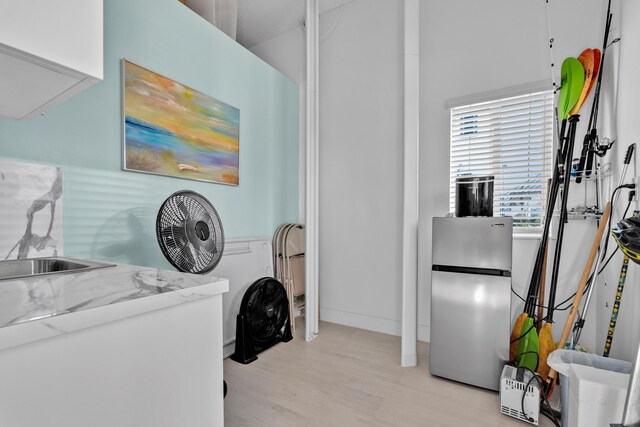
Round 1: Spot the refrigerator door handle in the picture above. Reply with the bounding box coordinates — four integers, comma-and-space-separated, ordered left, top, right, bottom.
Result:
432, 264, 511, 277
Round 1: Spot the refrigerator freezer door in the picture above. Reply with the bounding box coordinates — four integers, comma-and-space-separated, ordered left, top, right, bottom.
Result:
432, 217, 513, 271
429, 270, 511, 391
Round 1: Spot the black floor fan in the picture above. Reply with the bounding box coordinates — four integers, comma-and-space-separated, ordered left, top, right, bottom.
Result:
155, 190, 228, 397
231, 277, 293, 364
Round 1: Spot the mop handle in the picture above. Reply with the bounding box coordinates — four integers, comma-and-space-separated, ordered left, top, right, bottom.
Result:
603, 256, 629, 357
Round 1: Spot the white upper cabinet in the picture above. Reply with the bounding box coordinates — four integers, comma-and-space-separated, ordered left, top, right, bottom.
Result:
0, 0, 103, 120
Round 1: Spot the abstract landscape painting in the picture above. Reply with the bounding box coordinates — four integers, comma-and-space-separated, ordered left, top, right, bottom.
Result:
122, 60, 240, 185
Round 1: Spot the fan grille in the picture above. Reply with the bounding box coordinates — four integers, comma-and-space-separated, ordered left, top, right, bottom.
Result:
244, 279, 288, 342
156, 190, 224, 274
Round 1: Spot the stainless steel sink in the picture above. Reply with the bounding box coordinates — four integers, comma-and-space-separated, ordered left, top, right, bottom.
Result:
0, 257, 115, 281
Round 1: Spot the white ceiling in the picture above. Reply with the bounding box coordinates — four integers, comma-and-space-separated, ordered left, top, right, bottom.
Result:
236, 0, 351, 48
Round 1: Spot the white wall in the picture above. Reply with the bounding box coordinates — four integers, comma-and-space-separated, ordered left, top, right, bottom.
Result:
318, 0, 404, 335
249, 0, 405, 336
419, 0, 612, 351
249, 0, 640, 361
595, 0, 640, 362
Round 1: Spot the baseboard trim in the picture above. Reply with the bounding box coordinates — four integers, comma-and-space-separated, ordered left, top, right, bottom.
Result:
223, 341, 234, 359
418, 323, 430, 342
320, 307, 401, 336
320, 307, 432, 343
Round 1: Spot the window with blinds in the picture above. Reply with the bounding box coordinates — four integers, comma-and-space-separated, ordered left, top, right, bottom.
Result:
449, 90, 554, 228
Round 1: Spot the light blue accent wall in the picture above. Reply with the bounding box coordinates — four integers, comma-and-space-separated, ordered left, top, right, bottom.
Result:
0, 0, 299, 269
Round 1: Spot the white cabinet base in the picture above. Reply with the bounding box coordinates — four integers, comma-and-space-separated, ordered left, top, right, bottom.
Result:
0, 295, 224, 427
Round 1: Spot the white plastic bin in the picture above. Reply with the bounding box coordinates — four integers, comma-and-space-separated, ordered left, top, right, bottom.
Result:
569, 363, 629, 427
548, 350, 632, 427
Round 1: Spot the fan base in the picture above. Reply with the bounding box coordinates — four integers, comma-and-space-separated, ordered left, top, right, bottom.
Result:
230, 313, 293, 365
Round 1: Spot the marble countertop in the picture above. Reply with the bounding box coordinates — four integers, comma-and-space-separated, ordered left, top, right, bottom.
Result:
0, 259, 228, 351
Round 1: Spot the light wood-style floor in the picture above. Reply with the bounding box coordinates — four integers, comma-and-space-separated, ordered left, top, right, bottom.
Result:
224, 320, 554, 426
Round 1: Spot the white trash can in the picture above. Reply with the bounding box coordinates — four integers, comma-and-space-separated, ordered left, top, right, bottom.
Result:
547, 349, 632, 427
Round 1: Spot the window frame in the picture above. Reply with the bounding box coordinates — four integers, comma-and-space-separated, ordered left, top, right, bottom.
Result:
448, 84, 555, 232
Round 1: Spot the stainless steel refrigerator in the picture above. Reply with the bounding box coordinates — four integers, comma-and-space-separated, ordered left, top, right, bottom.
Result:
429, 216, 512, 391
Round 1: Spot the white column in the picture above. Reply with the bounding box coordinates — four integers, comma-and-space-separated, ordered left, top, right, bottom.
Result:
305, 0, 319, 342
401, 0, 419, 367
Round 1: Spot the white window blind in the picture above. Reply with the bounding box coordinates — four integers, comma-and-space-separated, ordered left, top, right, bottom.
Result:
449, 90, 554, 228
